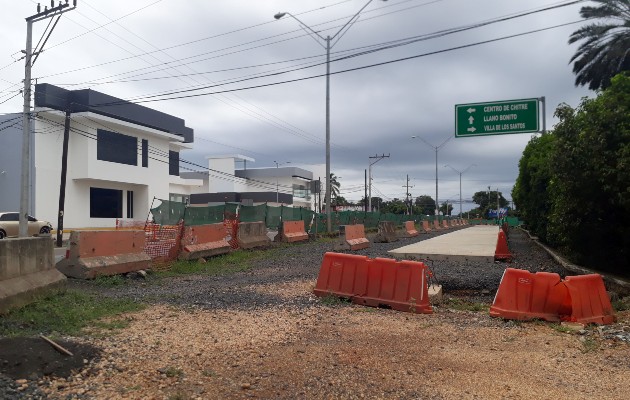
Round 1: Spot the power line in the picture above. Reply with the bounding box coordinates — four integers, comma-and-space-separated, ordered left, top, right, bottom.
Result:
87, 20, 583, 107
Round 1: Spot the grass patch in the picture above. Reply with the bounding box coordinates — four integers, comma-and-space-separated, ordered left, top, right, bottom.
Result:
0, 289, 144, 337
549, 323, 575, 334
612, 297, 630, 312
443, 298, 489, 312
93, 274, 127, 287
319, 294, 351, 306
156, 248, 284, 278
581, 337, 600, 353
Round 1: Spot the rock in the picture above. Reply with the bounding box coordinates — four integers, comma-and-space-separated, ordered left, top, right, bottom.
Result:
15, 379, 27, 385
241, 383, 251, 390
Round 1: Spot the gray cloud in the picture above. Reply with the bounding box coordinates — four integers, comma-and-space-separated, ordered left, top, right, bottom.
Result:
0, 0, 594, 210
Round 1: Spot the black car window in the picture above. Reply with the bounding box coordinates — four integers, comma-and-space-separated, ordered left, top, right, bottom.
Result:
28, 216, 37, 222
0, 213, 19, 221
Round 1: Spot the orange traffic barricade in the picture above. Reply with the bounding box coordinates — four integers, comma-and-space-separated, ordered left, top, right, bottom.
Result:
495, 230, 512, 261
179, 223, 231, 260
490, 268, 616, 325
490, 268, 569, 322
274, 220, 309, 243
422, 220, 431, 233
334, 224, 370, 251
564, 275, 616, 324
314, 252, 432, 314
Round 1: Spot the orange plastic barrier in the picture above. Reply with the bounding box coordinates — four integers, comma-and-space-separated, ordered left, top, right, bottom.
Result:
314, 252, 433, 314
491, 268, 616, 325
56, 230, 151, 279
432, 220, 441, 230
398, 221, 419, 238
494, 230, 512, 261
274, 220, 309, 243
441, 220, 449, 229
422, 220, 431, 233
564, 275, 616, 324
334, 224, 370, 251
490, 268, 569, 322
179, 223, 230, 260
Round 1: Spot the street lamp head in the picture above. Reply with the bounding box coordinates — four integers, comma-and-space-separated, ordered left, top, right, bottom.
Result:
274, 12, 287, 20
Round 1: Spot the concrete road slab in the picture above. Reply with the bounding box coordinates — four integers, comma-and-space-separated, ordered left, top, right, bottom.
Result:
389, 225, 499, 262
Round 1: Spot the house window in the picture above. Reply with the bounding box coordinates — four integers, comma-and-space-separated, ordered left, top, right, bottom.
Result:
90, 187, 123, 218
126, 190, 134, 218
169, 151, 179, 176
141, 139, 148, 168
97, 129, 137, 166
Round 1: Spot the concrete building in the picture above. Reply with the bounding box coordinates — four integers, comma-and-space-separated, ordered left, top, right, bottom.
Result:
0, 83, 201, 229
181, 155, 315, 209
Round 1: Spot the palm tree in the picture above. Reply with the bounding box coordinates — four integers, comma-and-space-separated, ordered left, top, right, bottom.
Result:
329, 173, 340, 201
569, 0, 630, 91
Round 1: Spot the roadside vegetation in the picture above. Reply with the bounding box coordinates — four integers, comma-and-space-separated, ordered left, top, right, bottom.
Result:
512, 73, 630, 277
0, 290, 144, 337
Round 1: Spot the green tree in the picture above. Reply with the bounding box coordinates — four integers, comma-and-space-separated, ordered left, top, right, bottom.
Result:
569, 0, 630, 91
472, 190, 508, 217
439, 202, 454, 216
547, 73, 630, 273
380, 198, 407, 214
512, 133, 557, 241
332, 196, 348, 206
414, 195, 436, 215
329, 173, 340, 201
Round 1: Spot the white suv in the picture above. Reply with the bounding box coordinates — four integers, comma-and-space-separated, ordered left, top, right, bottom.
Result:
0, 212, 52, 239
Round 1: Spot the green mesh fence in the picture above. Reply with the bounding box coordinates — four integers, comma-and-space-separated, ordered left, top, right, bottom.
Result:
364, 212, 380, 228
183, 205, 225, 226
301, 209, 315, 231
239, 204, 267, 223
265, 205, 281, 229
150, 199, 186, 225
337, 211, 351, 225
350, 211, 365, 225
382, 213, 395, 222
506, 217, 521, 227
314, 213, 327, 233
281, 205, 302, 221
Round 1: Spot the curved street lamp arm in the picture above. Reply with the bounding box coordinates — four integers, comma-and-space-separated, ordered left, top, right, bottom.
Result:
275, 12, 327, 44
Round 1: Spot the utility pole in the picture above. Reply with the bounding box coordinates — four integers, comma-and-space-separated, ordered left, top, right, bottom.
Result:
364, 169, 367, 212
402, 175, 414, 215
368, 153, 389, 211
20, 0, 78, 237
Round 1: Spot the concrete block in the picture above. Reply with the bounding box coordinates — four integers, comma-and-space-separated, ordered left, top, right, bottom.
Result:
0, 237, 66, 314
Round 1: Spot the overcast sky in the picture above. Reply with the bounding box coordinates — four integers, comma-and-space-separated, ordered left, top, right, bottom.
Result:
0, 0, 594, 211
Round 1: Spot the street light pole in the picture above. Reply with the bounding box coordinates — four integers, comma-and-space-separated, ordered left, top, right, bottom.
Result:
274, 161, 290, 204
444, 164, 476, 217
411, 135, 452, 217
274, 0, 387, 232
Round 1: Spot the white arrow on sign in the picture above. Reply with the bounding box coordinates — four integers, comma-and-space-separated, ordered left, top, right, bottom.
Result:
467, 108, 476, 113
468, 116, 474, 124
467, 127, 476, 132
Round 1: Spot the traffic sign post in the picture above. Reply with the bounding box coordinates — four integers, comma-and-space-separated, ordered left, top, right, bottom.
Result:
455, 98, 540, 137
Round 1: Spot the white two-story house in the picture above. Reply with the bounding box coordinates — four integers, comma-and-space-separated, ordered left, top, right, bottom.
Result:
0, 83, 200, 229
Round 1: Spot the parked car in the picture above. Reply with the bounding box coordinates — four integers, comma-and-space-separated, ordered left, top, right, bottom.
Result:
0, 212, 52, 239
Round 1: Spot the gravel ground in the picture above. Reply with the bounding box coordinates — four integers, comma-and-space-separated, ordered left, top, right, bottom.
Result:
2, 226, 629, 399
68, 226, 565, 309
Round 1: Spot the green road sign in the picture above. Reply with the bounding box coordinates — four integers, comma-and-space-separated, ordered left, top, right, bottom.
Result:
455, 98, 540, 137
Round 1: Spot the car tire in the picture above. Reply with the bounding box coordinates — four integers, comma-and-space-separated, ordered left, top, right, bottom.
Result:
0, 230, 5, 239
39, 226, 51, 235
